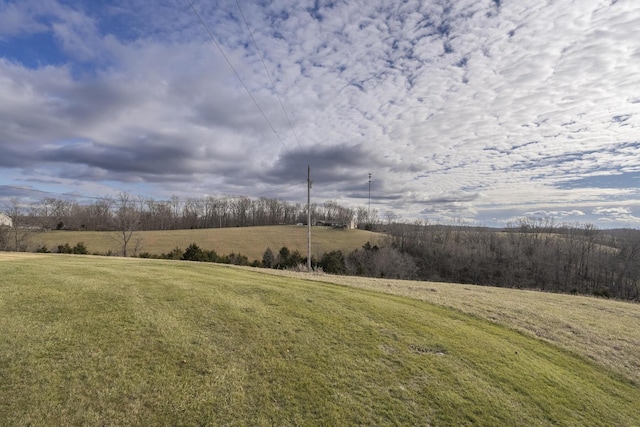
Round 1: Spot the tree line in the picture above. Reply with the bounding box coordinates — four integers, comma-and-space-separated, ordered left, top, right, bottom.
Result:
8, 193, 369, 232
384, 218, 640, 301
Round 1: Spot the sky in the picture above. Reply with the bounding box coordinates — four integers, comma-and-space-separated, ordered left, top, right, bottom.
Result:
1, 0, 640, 228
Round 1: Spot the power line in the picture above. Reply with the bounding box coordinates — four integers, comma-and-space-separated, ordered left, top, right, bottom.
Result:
2, 4, 309, 211
231, 2, 313, 268
187, 1, 313, 269
234, 0, 306, 157
186, 0, 292, 157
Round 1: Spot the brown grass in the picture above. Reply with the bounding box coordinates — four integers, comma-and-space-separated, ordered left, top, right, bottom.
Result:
0, 253, 47, 262
30, 225, 382, 260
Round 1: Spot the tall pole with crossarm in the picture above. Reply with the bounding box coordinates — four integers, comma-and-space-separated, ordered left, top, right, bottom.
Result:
368, 173, 372, 225
307, 164, 312, 270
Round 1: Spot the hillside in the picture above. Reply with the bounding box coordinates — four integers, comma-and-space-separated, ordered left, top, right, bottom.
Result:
29, 225, 381, 261
1, 253, 639, 425
265, 269, 640, 385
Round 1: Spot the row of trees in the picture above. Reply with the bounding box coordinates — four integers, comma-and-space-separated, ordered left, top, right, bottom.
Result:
17, 194, 371, 232
385, 218, 640, 301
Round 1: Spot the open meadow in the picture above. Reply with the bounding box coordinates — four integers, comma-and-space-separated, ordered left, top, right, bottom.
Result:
1, 253, 640, 425
29, 225, 380, 261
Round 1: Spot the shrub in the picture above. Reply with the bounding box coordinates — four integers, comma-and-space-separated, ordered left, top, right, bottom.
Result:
57, 243, 73, 254
226, 253, 249, 266
319, 250, 346, 274
262, 247, 275, 268
277, 246, 291, 268
182, 243, 207, 262
72, 242, 88, 255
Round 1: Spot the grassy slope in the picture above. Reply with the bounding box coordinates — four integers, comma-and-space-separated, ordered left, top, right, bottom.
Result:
30, 226, 381, 260
1, 254, 639, 426
268, 270, 640, 386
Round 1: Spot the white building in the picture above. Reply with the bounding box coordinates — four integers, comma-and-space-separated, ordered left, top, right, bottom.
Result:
0, 213, 12, 227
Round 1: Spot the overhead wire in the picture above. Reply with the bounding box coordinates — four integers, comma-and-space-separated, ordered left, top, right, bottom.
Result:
234, 0, 307, 158
185, 0, 292, 157
2, 3, 306, 205
186, 0, 311, 205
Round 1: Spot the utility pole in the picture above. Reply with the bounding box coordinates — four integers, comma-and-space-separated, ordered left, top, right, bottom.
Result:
368, 173, 372, 224
307, 164, 312, 271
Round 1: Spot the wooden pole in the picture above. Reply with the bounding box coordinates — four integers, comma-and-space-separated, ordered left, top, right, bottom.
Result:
307, 164, 312, 271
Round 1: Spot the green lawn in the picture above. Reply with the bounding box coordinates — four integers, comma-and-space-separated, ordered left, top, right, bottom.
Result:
1, 254, 639, 425
267, 269, 640, 386
30, 225, 380, 260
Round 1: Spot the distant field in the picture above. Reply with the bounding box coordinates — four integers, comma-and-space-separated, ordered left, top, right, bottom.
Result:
29, 225, 382, 260
1, 253, 639, 425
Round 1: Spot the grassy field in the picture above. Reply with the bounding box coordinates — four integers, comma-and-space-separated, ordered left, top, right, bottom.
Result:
29, 225, 381, 260
2, 254, 640, 425
265, 270, 640, 386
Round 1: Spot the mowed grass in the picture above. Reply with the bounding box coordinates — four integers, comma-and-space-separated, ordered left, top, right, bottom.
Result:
267, 270, 640, 386
31, 225, 380, 260
1, 255, 640, 426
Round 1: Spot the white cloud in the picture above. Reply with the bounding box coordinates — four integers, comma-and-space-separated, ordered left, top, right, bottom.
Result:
524, 210, 586, 217
0, 0, 50, 37
2, 0, 640, 227
593, 207, 632, 216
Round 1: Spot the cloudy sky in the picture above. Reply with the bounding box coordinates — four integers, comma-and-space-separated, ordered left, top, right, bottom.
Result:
1, 0, 639, 227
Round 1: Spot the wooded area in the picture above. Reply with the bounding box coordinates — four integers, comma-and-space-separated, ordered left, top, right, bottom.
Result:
1, 193, 361, 232
384, 218, 640, 301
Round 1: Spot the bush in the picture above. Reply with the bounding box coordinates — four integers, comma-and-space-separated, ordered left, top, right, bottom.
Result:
224, 253, 249, 266
319, 250, 346, 274
262, 247, 275, 268
182, 243, 207, 262
162, 247, 183, 260
72, 242, 88, 255
55, 242, 88, 255
57, 243, 73, 254
277, 246, 291, 268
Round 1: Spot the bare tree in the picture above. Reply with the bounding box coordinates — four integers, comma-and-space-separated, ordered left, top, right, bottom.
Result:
182, 198, 201, 229
355, 206, 369, 229
113, 192, 140, 257
231, 196, 251, 227
5, 199, 34, 251
170, 195, 182, 229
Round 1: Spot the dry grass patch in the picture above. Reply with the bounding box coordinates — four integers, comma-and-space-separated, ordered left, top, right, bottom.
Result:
31, 226, 381, 259
0, 252, 48, 262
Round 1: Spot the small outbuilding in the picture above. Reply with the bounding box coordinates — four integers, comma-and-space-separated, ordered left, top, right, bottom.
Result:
0, 213, 12, 228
